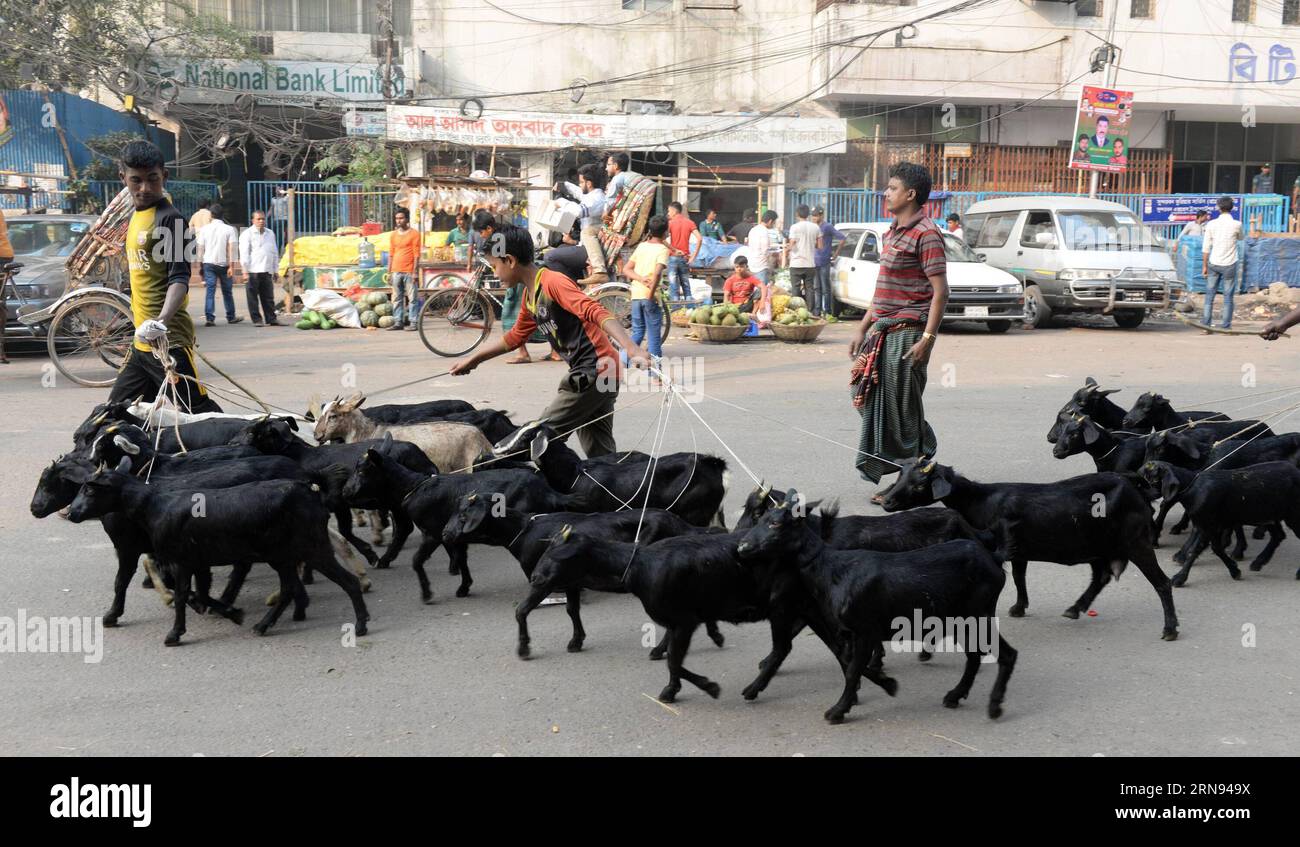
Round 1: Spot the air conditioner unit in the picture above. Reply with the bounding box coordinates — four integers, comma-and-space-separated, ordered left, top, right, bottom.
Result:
251, 35, 274, 55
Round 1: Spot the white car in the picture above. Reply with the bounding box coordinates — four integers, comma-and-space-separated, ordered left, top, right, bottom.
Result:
831, 222, 1025, 333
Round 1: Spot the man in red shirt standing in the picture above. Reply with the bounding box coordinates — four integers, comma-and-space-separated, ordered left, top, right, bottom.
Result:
848, 162, 949, 494
665, 201, 699, 302
388, 207, 422, 330
449, 224, 651, 456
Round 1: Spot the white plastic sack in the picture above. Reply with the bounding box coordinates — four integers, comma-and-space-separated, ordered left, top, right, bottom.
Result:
689, 278, 713, 305
300, 289, 362, 328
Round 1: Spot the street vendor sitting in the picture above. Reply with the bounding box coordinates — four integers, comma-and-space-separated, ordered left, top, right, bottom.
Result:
722, 255, 766, 312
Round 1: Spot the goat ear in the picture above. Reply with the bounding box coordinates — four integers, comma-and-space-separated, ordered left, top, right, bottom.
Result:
286, 417, 299, 431
113, 434, 141, 455
114, 456, 132, 474
930, 474, 953, 499
1097, 388, 1121, 396
1084, 376, 1099, 388
1082, 421, 1101, 445
1161, 473, 1180, 503
382, 432, 394, 447
354, 394, 366, 409
1183, 440, 1201, 460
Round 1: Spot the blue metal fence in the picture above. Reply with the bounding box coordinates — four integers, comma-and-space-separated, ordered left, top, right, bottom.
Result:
247, 180, 397, 237
86, 179, 220, 219
785, 188, 1293, 246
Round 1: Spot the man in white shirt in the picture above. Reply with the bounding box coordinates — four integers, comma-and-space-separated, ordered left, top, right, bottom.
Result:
557, 163, 608, 285
1179, 209, 1209, 241
239, 210, 281, 327
1201, 195, 1243, 330
746, 209, 779, 285
193, 203, 243, 327
945, 213, 964, 241
786, 204, 820, 304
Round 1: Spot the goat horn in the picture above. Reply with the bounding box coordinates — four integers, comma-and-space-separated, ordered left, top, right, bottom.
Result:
466, 493, 478, 503
560, 524, 572, 541
922, 460, 936, 473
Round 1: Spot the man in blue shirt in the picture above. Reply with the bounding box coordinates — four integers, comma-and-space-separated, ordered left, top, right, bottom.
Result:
811, 206, 847, 319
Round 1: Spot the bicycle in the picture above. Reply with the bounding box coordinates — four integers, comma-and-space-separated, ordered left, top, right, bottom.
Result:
416, 255, 508, 357
5, 260, 134, 386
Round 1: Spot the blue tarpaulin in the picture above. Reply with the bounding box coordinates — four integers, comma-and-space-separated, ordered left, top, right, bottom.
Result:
1177, 233, 1300, 292
690, 236, 740, 270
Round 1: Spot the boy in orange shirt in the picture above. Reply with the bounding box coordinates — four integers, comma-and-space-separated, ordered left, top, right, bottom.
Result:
388, 207, 422, 330
723, 255, 765, 311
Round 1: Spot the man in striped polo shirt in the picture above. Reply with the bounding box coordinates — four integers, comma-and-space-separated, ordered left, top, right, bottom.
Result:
849, 162, 949, 495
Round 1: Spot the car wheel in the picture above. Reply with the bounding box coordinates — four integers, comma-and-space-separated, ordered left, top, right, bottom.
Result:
1113, 309, 1145, 329
987, 320, 1013, 333
1022, 284, 1052, 329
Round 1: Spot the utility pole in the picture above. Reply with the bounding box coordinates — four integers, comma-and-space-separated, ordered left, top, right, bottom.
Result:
379, 0, 397, 179
1089, 0, 1121, 198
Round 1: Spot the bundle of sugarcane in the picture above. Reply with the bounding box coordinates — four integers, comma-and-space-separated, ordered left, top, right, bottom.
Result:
65, 187, 133, 282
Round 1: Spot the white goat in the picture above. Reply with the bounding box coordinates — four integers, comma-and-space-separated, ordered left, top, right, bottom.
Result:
313, 392, 491, 473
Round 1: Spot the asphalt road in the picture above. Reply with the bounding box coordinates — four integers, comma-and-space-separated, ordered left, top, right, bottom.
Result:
2, 306, 1298, 756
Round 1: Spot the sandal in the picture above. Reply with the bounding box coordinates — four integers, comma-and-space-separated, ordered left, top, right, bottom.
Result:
869, 494, 885, 505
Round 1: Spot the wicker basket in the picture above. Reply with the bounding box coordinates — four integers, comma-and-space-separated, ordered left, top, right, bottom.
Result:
769, 319, 828, 343
689, 322, 747, 342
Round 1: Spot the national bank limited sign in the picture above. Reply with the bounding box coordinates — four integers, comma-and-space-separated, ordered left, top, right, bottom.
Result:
149, 60, 402, 103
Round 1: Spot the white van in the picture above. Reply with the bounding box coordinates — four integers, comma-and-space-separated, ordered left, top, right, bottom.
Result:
961, 196, 1180, 329
832, 222, 1025, 333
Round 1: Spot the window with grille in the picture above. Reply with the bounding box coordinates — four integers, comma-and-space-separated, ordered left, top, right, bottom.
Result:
1232, 0, 1254, 23
1076, 0, 1102, 17
250, 34, 274, 54
1285, 0, 1300, 25
1130, 0, 1153, 19
621, 0, 671, 10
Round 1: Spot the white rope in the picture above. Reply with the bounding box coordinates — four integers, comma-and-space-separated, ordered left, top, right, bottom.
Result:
650, 366, 768, 490
1199, 401, 1300, 473
633, 384, 675, 545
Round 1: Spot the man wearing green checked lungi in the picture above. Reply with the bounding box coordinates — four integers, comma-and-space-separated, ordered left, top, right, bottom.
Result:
848, 163, 949, 500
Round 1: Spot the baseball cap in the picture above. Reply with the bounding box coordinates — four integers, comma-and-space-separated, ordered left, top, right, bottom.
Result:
811, 206, 825, 215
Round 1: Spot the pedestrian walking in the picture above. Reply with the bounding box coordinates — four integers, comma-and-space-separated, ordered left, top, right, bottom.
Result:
239, 210, 281, 327
665, 201, 699, 301
449, 224, 651, 458
1201, 195, 1243, 330
194, 202, 243, 327
786, 204, 819, 304
388, 207, 421, 331
108, 140, 221, 412
848, 162, 948, 493
188, 197, 213, 234
812, 206, 847, 319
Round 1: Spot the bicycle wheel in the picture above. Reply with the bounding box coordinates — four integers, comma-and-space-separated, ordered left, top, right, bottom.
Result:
595, 288, 633, 332
658, 296, 672, 344
47, 292, 135, 387
417, 287, 493, 357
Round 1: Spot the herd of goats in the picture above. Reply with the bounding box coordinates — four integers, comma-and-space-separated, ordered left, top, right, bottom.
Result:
27, 377, 1300, 724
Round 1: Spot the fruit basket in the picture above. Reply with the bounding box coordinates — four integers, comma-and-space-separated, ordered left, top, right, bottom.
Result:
769, 319, 827, 343
689, 322, 747, 342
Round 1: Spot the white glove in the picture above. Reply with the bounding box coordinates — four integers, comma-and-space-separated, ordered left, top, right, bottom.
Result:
135, 319, 168, 343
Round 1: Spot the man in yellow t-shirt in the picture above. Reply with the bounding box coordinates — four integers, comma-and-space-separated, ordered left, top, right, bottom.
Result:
107, 140, 221, 412
621, 214, 669, 360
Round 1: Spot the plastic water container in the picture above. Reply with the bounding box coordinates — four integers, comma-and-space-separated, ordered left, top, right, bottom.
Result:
358, 240, 376, 269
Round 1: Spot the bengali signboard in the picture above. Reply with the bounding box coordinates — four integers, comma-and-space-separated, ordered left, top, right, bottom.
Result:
386, 106, 847, 154
344, 110, 386, 137
1141, 195, 1242, 223
1068, 86, 1134, 174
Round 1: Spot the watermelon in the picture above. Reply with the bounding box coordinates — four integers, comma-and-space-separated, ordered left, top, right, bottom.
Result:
710, 314, 722, 326
374, 302, 394, 318
365, 291, 389, 307
295, 320, 314, 330
720, 314, 738, 327
739, 312, 752, 324
360, 310, 379, 327
377, 315, 395, 328
786, 297, 807, 311
692, 306, 712, 324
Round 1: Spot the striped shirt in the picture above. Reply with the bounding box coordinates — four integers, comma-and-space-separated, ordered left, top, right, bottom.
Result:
871, 211, 946, 322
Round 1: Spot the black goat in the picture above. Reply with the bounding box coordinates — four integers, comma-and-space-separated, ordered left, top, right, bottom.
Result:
1141, 461, 1300, 583
1122, 392, 1271, 440
440, 494, 725, 657
880, 458, 1178, 641
737, 492, 1016, 723
90, 424, 261, 473
72, 400, 145, 450
67, 464, 368, 644
1052, 415, 1154, 473
343, 445, 568, 601
353, 399, 475, 423
1047, 377, 1126, 443
495, 422, 725, 527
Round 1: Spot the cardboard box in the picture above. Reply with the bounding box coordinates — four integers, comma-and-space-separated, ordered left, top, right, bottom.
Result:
535, 199, 580, 233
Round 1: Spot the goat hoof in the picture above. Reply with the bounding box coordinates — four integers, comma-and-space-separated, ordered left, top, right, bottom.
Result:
292, 608, 306, 621
942, 693, 963, 709
1229, 569, 1242, 581
702, 681, 721, 699
658, 688, 678, 704
1161, 628, 1178, 641
102, 613, 121, 627
1170, 574, 1187, 588
880, 676, 899, 697
1008, 604, 1026, 618
566, 640, 583, 653
455, 585, 471, 598
421, 593, 435, 605
1249, 561, 1266, 572
375, 560, 392, 570
648, 649, 666, 661
164, 631, 182, 646
228, 608, 245, 626
988, 701, 1004, 720
824, 708, 847, 724
253, 624, 270, 636
355, 622, 368, 637
918, 650, 932, 663
448, 563, 460, 575
708, 631, 725, 648
517, 642, 531, 659
1062, 607, 1080, 620
1172, 553, 1186, 564
742, 685, 759, 701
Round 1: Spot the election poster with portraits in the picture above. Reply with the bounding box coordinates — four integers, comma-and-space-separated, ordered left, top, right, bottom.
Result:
1068, 86, 1134, 174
